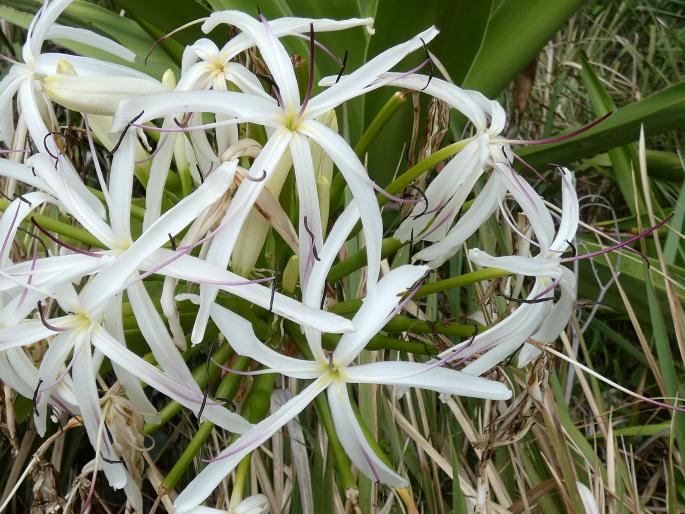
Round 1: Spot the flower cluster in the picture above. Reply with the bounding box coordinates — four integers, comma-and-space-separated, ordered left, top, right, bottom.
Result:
0, 1, 582, 512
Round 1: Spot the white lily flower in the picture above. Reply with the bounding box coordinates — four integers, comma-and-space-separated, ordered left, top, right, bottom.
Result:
467, 168, 579, 368
0, 0, 152, 149
112, 11, 439, 343
141, 15, 372, 231
173, 243, 510, 511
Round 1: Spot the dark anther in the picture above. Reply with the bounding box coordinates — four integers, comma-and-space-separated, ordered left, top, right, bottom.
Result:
320, 280, 327, 310
16, 227, 49, 257
419, 38, 434, 91
32, 378, 44, 412
256, 73, 282, 106
0, 190, 31, 207
303, 216, 321, 261
502, 295, 554, 304
104, 423, 115, 445
409, 228, 415, 254
565, 239, 577, 257
168, 233, 177, 251
214, 397, 237, 411
101, 454, 128, 470
37, 300, 66, 332
408, 185, 429, 220
197, 338, 217, 426
32, 216, 100, 257
245, 169, 267, 182
31, 167, 37, 177
335, 50, 349, 84
503, 342, 526, 367
269, 260, 278, 313
43, 132, 65, 163
111, 111, 145, 155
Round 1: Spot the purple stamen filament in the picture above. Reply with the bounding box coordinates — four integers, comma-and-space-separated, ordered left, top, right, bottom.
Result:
37, 301, 68, 333
298, 23, 315, 116
31, 217, 103, 258
562, 214, 673, 262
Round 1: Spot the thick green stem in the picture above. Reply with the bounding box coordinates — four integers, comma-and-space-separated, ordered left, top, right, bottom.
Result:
0, 199, 105, 248
328, 238, 403, 283
143, 342, 234, 434
330, 92, 410, 209
161, 355, 250, 490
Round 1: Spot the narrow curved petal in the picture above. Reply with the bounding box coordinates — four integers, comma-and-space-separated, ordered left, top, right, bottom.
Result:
496, 164, 554, 249
91, 325, 252, 433
322, 73, 487, 130
215, 16, 375, 61
333, 265, 428, 367
30, 153, 114, 245
192, 129, 292, 344
344, 361, 511, 399
0, 158, 50, 192
144, 251, 353, 335
468, 249, 561, 277
303, 202, 360, 362
103, 294, 159, 423
414, 173, 507, 267
71, 334, 128, 489
327, 381, 408, 487
518, 268, 577, 367
178, 294, 322, 378
0, 319, 66, 352
290, 134, 323, 288
307, 26, 439, 117
299, 120, 382, 287
174, 375, 331, 513
112, 90, 281, 133
79, 161, 236, 315
108, 130, 135, 243
550, 168, 579, 252
201, 11, 300, 108
46, 25, 135, 61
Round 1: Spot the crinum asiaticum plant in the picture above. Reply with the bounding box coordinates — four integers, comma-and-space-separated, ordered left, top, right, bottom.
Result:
0, 1, 591, 512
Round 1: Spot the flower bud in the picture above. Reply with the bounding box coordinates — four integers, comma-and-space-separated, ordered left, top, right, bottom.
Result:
43, 74, 166, 115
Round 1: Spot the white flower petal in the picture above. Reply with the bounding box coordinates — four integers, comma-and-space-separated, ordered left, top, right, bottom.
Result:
79, 161, 235, 316
0, 319, 66, 352
344, 361, 511, 399
103, 294, 159, 423
30, 153, 114, 246
112, 90, 281, 133
333, 265, 428, 367
308, 26, 439, 117
144, 251, 353, 336
72, 333, 128, 488
468, 249, 561, 277
192, 129, 291, 343
327, 381, 407, 487
414, 173, 507, 267
299, 120, 382, 287
290, 134, 323, 287
179, 294, 322, 378
174, 375, 331, 513
91, 325, 252, 433
108, 129, 135, 243
201, 11, 300, 108
46, 24, 135, 61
